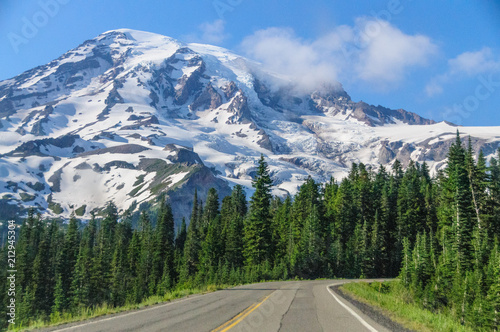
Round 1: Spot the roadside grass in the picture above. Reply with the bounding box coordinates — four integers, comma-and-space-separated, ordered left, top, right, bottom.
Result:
340, 280, 476, 332
9, 284, 229, 331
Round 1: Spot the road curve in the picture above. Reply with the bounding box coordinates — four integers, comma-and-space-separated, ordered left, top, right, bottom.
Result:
39, 280, 391, 332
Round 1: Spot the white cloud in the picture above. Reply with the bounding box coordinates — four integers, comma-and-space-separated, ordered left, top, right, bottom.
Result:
241, 28, 340, 92
426, 47, 500, 97
184, 19, 228, 45
353, 18, 437, 84
449, 47, 500, 75
240, 18, 437, 92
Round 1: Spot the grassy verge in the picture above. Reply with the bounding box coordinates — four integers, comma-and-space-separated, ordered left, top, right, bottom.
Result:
340, 280, 475, 332
10, 284, 230, 331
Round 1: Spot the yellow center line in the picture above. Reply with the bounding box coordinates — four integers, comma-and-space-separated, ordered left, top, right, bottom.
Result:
211, 293, 273, 332
211, 303, 258, 332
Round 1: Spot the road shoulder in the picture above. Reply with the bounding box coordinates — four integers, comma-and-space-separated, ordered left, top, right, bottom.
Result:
331, 285, 413, 332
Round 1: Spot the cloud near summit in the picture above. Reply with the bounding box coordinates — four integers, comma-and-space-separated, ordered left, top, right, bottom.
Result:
240, 18, 437, 92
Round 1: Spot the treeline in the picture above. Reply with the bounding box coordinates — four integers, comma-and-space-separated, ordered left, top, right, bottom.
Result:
400, 134, 500, 330
0, 132, 499, 330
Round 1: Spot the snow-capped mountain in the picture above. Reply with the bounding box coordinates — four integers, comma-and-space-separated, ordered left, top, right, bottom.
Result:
1, 29, 499, 222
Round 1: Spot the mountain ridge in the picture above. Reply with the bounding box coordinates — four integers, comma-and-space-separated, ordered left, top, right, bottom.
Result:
0, 29, 499, 222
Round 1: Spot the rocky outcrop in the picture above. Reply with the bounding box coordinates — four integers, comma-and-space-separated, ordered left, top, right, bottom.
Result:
378, 143, 396, 164
97, 80, 124, 120
6, 134, 81, 157
77, 144, 149, 157
222, 81, 238, 100
170, 49, 206, 105
395, 143, 416, 167
226, 90, 252, 124
164, 144, 203, 166
256, 129, 273, 151
121, 115, 160, 130
191, 83, 222, 111
0, 99, 15, 118
30, 105, 54, 136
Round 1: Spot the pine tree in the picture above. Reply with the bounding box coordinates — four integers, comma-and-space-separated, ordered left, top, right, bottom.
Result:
466, 137, 487, 230
127, 230, 141, 303
200, 213, 222, 282
448, 132, 475, 272
272, 196, 292, 264
94, 202, 118, 304
32, 227, 52, 317
17, 209, 42, 297
110, 215, 132, 306
150, 202, 175, 294
223, 186, 247, 268
327, 176, 358, 277
180, 190, 202, 283
175, 218, 187, 252
489, 152, 500, 238
486, 242, 500, 330
296, 204, 324, 278
244, 155, 273, 266
201, 188, 219, 240
136, 210, 153, 301
72, 214, 96, 308
54, 215, 79, 312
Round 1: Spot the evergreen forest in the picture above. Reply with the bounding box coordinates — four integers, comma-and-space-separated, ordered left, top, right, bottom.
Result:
1, 132, 500, 330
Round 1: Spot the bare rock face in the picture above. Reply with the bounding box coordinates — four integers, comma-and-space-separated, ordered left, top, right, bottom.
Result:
396, 143, 416, 167
6, 134, 82, 157
78, 144, 150, 157
164, 144, 203, 166
30, 105, 54, 136
378, 143, 396, 164
98, 80, 124, 120
253, 78, 281, 109
256, 129, 273, 151
191, 83, 222, 111
226, 90, 252, 124
388, 108, 436, 126
0, 99, 15, 118
172, 49, 206, 105
222, 81, 238, 100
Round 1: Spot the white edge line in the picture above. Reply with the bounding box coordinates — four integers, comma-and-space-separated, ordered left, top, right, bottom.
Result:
51, 292, 207, 331
327, 284, 378, 332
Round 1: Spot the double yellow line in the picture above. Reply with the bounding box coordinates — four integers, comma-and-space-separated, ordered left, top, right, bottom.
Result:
211, 293, 272, 332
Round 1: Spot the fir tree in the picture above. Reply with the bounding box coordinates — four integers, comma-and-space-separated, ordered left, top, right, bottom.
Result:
180, 190, 202, 282
54, 216, 79, 312
244, 155, 273, 266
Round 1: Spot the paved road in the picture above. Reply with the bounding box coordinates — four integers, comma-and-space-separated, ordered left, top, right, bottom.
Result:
41, 280, 391, 332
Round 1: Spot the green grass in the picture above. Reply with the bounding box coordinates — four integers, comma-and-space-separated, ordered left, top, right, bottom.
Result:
74, 205, 86, 216
9, 284, 231, 331
128, 183, 146, 197
19, 192, 35, 202
133, 174, 146, 187
48, 201, 63, 214
340, 280, 476, 332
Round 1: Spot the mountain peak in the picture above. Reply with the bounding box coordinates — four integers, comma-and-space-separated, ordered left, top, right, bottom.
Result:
1, 29, 499, 221
97, 28, 184, 46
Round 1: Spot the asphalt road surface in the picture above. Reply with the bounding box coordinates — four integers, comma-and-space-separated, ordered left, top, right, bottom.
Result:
41, 280, 392, 332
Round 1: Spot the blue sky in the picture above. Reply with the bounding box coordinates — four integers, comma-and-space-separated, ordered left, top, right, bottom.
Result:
1, 0, 499, 126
